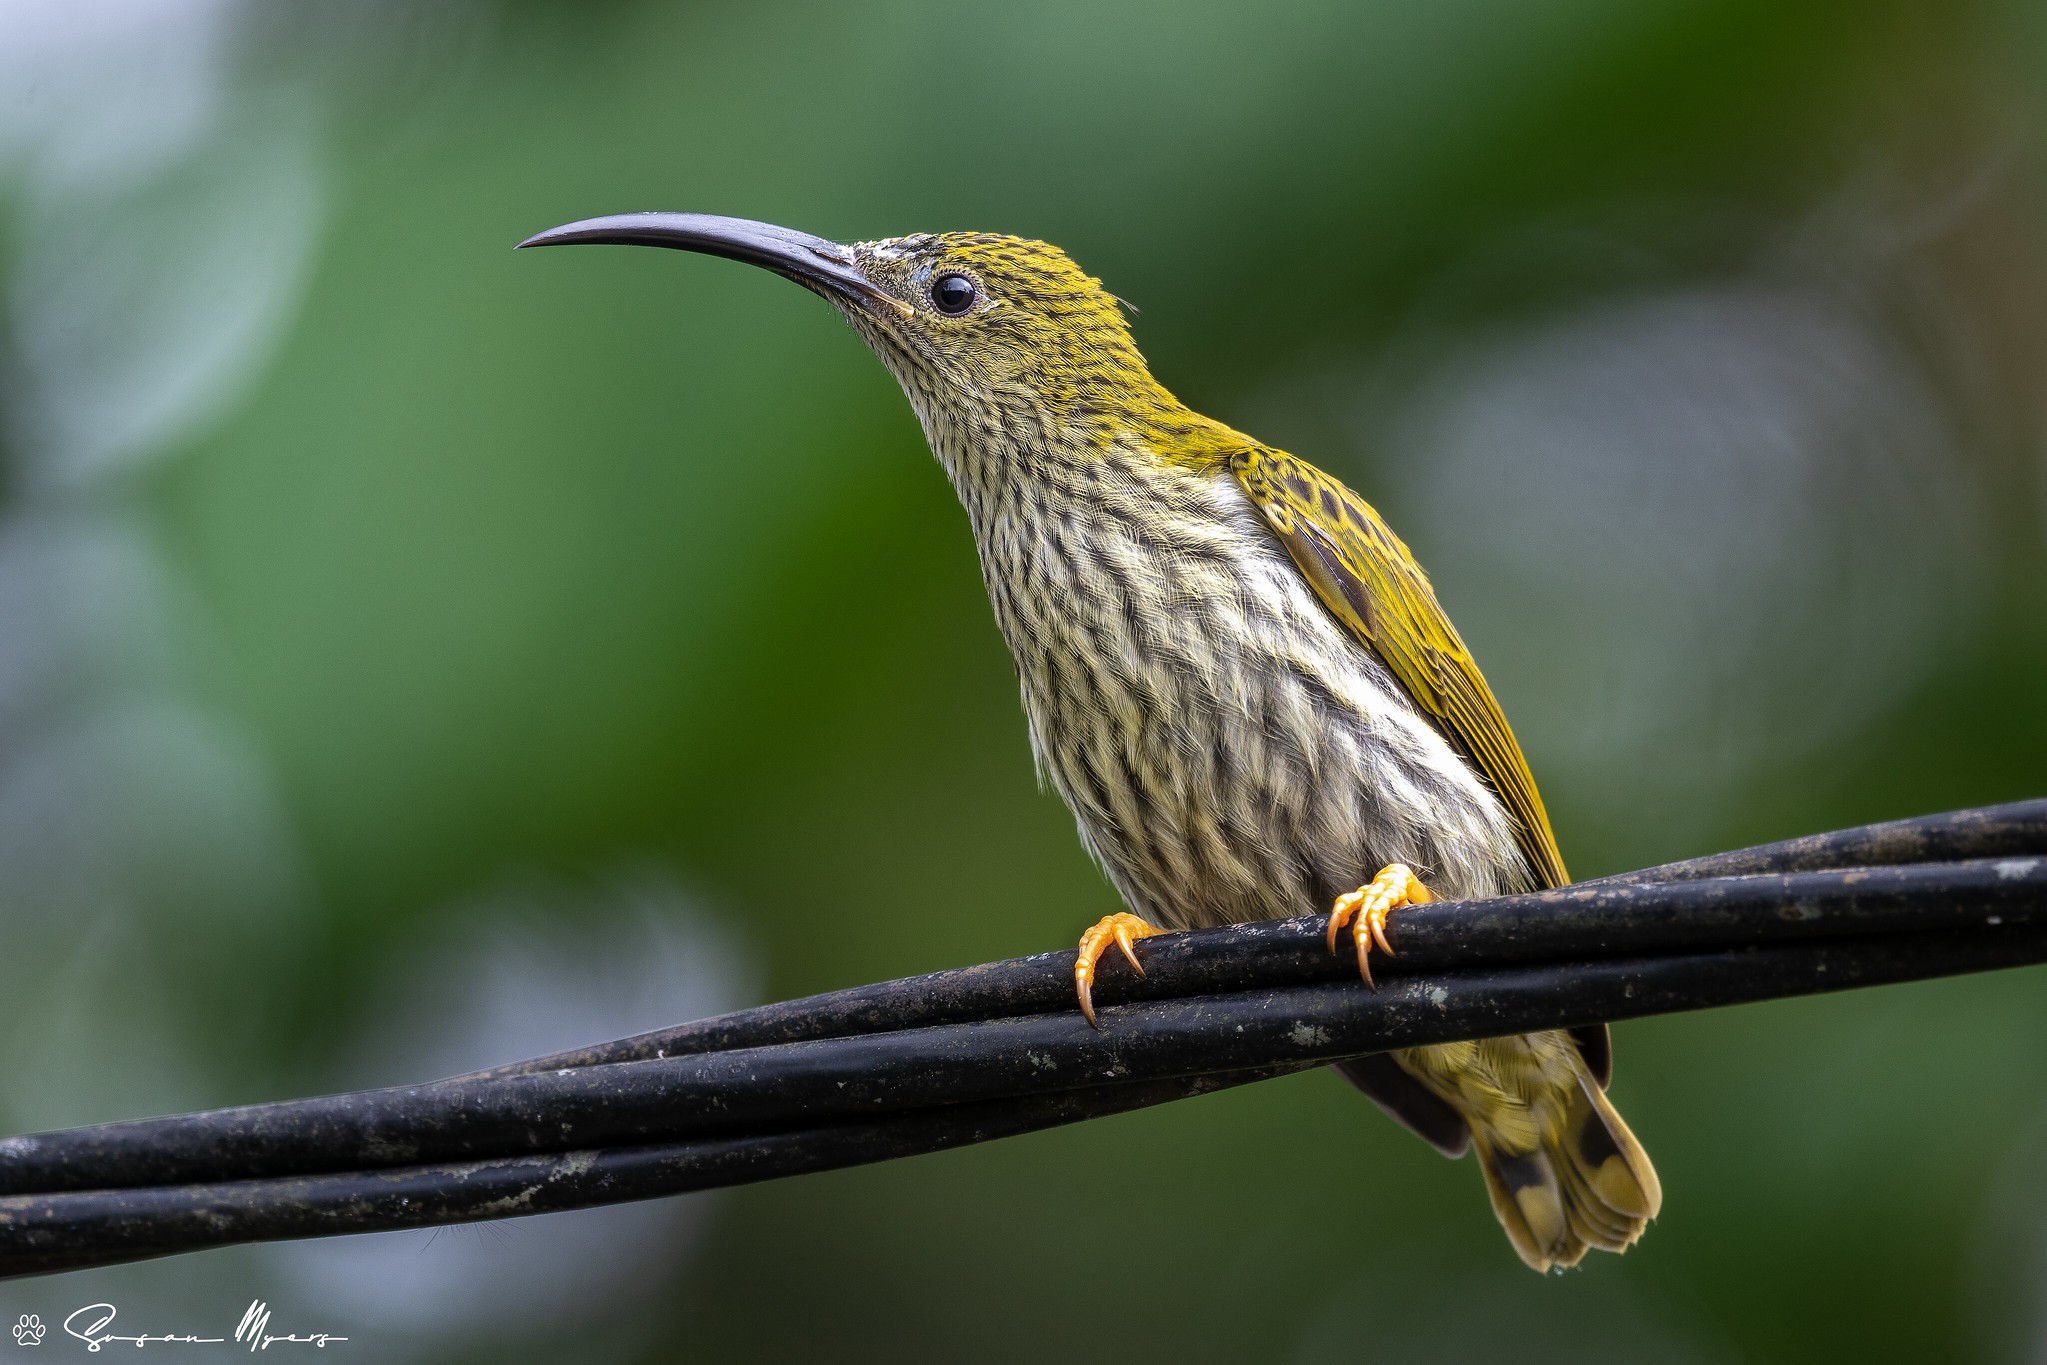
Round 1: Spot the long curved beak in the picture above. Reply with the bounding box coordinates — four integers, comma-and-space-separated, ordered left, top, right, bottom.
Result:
516, 212, 912, 318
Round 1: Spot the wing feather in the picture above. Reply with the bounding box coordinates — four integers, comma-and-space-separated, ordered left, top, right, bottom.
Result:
1229, 446, 1568, 889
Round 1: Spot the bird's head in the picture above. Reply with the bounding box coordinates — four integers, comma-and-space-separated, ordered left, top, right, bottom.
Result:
518, 213, 1223, 466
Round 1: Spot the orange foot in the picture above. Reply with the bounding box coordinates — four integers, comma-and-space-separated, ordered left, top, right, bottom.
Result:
1327, 863, 1433, 988
1074, 912, 1167, 1028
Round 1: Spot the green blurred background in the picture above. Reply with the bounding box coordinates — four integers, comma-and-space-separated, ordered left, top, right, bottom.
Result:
3, 1, 2046, 1360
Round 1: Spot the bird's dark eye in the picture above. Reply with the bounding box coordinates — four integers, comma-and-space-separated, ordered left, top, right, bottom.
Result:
930, 274, 977, 315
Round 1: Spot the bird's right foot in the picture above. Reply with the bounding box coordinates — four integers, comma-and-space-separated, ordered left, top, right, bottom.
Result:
1328, 863, 1432, 988
1073, 912, 1165, 1028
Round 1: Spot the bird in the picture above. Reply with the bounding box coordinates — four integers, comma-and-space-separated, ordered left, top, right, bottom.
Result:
517, 212, 1661, 1272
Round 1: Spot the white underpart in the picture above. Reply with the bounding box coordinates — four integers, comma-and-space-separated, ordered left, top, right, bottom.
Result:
943, 409, 1516, 927
835, 289, 1522, 925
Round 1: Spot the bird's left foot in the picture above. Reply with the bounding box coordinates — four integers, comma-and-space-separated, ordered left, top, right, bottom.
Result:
1074, 912, 1166, 1028
1327, 864, 1433, 988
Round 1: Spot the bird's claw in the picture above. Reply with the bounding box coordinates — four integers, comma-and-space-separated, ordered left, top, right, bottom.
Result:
1074, 912, 1166, 1028
1327, 863, 1432, 988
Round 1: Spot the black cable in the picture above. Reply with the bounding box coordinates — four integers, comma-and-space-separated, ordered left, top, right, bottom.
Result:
0, 1067, 1310, 1280
2, 800, 2043, 1279
472, 797, 2047, 1077
1582, 798, 2047, 885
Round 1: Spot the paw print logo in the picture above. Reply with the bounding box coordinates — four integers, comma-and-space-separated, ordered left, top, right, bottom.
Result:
10, 1315, 43, 1346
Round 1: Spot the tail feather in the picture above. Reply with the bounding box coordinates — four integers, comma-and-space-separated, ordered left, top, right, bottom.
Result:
1569, 1066, 1661, 1220
1466, 1043, 1661, 1273
1550, 1137, 1637, 1252
1472, 1137, 1570, 1269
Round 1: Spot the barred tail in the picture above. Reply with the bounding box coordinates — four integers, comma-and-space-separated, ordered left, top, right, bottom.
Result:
1471, 1051, 1661, 1274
